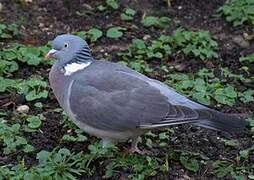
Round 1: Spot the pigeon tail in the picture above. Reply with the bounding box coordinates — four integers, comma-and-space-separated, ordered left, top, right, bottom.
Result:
193, 110, 248, 133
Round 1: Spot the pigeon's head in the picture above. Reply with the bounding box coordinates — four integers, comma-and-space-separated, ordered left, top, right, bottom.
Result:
45, 34, 92, 62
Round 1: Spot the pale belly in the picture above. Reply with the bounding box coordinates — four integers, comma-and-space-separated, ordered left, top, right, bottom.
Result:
64, 80, 140, 141
69, 115, 137, 141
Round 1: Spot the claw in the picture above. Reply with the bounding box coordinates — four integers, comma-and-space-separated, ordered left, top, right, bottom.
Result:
129, 146, 151, 155
125, 136, 152, 155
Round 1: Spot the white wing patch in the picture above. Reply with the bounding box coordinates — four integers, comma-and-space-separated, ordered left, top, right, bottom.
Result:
64, 62, 91, 76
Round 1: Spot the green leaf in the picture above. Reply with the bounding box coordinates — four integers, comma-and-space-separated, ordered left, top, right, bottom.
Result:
132, 39, 146, 50
106, 0, 119, 9
169, 28, 218, 60
0, 77, 17, 92
121, 8, 136, 21
192, 92, 211, 105
125, 8, 136, 16
62, 133, 87, 142
37, 150, 50, 164
239, 149, 249, 159
0, 60, 19, 75
214, 87, 236, 106
27, 116, 42, 129
26, 90, 39, 101
34, 102, 43, 108
239, 90, 254, 103
27, 56, 41, 66
142, 16, 158, 27
106, 27, 126, 39
0, 23, 18, 39
23, 144, 35, 153
87, 28, 103, 42
213, 161, 233, 178
3, 50, 17, 60
97, 5, 107, 12
180, 154, 199, 172
218, 0, 254, 26
74, 31, 87, 39
158, 16, 171, 28
240, 54, 254, 63
224, 86, 237, 98
222, 139, 239, 147
16, 136, 27, 145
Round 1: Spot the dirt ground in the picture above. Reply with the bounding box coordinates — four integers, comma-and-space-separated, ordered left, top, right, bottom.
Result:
0, 0, 253, 179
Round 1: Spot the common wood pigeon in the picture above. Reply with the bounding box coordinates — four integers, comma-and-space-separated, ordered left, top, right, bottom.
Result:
46, 34, 247, 153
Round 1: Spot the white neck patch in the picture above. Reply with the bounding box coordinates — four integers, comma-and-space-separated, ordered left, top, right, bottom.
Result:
64, 62, 91, 76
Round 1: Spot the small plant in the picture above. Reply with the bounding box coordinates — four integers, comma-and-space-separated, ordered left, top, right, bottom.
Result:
218, 0, 254, 26
87, 28, 103, 42
0, 59, 19, 75
0, 118, 34, 154
0, 77, 17, 93
18, 46, 43, 65
0, 165, 13, 179
0, 164, 40, 180
212, 160, 234, 178
0, 77, 48, 101
106, 26, 126, 39
75, 28, 103, 42
179, 152, 209, 173
17, 78, 48, 101
239, 90, 254, 103
169, 28, 218, 60
212, 160, 248, 179
240, 54, 254, 63
220, 67, 252, 83
118, 37, 172, 63
0, 23, 18, 39
26, 115, 42, 130
97, 4, 107, 12
119, 60, 152, 74
144, 128, 174, 148
142, 16, 172, 28
118, 29, 217, 62
106, 0, 119, 10
121, 8, 136, 21
239, 145, 254, 160
105, 154, 160, 179
96, 0, 119, 11
0, 77, 49, 101
165, 68, 254, 106
214, 85, 238, 106
36, 148, 86, 179
62, 129, 87, 142
222, 139, 239, 147
1, 43, 51, 67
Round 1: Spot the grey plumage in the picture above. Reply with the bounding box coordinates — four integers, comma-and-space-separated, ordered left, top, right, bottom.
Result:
46, 34, 247, 151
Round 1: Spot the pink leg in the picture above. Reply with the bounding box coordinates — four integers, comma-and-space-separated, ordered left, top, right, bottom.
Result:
129, 137, 151, 155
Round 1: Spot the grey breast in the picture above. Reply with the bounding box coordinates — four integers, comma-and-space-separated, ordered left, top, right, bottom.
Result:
49, 63, 73, 108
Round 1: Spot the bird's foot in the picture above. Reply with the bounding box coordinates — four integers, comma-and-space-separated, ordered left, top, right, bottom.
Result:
124, 137, 152, 155
128, 146, 151, 155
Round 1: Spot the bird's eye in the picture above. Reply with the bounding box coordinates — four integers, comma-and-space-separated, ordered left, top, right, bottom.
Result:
64, 43, 69, 48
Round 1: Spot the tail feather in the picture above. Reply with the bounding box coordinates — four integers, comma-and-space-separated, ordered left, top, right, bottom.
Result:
193, 110, 248, 132
139, 106, 248, 132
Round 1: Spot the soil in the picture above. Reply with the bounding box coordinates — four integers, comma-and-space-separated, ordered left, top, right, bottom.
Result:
0, 0, 253, 179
